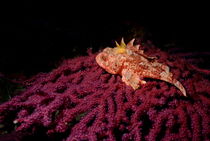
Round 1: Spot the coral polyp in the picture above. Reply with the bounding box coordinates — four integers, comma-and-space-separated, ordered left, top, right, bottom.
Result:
0, 41, 210, 141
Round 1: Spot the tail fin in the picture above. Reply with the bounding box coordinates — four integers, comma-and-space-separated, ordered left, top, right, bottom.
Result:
171, 79, 187, 96
156, 70, 187, 96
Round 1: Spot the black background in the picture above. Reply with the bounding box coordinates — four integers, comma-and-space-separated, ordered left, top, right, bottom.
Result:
0, 2, 209, 76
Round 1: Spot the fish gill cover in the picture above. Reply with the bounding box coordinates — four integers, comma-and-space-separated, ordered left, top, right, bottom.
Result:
0, 41, 210, 141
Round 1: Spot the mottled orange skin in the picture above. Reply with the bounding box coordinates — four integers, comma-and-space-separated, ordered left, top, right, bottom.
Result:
96, 39, 187, 96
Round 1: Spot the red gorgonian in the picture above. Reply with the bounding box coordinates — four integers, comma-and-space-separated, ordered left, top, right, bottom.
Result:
0, 41, 210, 141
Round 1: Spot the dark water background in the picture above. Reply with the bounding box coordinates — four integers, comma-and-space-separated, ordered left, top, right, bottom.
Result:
0, 2, 209, 76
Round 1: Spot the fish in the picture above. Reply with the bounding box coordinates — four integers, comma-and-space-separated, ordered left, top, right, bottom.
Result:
96, 38, 187, 96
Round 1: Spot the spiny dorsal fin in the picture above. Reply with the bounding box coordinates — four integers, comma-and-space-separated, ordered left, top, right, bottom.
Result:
115, 38, 126, 53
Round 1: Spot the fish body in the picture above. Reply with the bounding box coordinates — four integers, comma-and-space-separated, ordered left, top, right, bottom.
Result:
96, 38, 186, 96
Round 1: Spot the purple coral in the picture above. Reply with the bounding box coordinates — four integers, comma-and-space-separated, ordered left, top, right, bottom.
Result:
0, 42, 210, 141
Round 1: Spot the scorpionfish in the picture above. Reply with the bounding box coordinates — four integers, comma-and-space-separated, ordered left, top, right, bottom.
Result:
96, 38, 187, 96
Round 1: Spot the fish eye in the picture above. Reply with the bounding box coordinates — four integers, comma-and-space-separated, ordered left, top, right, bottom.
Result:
101, 55, 107, 61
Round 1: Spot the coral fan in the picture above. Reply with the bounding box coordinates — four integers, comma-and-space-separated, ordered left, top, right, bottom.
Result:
0, 41, 210, 141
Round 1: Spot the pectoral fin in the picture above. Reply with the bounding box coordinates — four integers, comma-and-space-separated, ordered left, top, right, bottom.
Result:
121, 69, 146, 90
